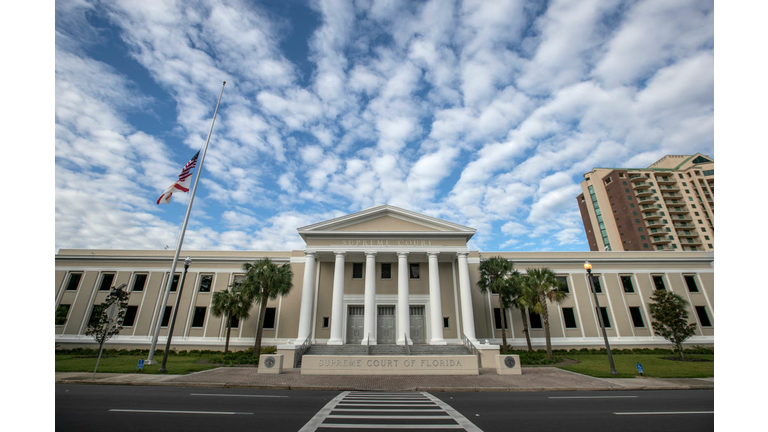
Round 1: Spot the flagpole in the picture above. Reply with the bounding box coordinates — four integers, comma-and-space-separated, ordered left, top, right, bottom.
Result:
146, 81, 226, 364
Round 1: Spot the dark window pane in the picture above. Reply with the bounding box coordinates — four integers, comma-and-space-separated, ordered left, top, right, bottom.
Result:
230, 316, 239, 329
322, 317, 329, 328
191, 307, 206, 327
66, 273, 82, 291
529, 312, 543, 329
381, 263, 391, 279
562, 308, 577, 328
161, 306, 172, 327
199, 275, 212, 292
695, 306, 712, 326
556, 276, 569, 293
123, 306, 138, 327
56, 304, 71, 325
494, 308, 508, 329
653, 275, 666, 291
99, 274, 115, 291
684, 275, 699, 292
629, 307, 645, 327
263, 307, 276, 329
352, 263, 363, 279
599, 307, 611, 328
591, 275, 602, 293
443, 317, 450, 328
132, 274, 147, 292
621, 276, 634, 293
170, 274, 180, 292
409, 263, 420, 279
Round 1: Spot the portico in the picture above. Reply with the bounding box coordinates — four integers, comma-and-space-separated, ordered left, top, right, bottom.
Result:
294, 206, 478, 347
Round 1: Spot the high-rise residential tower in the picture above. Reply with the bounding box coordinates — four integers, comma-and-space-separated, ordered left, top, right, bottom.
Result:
577, 154, 714, 252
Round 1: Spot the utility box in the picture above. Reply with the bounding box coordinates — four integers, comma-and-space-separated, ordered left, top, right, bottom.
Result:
258, 354, 283, 374
496, 354, 522, 375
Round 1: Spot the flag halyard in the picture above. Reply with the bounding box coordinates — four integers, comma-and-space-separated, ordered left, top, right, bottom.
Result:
156, 151, 200, 205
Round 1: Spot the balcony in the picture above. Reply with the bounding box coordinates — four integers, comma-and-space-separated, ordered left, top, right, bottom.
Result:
629, 175, 648, 182
651, 235, 674, 244
660, 184, 680, 192
682, 237, 703, 245
637, 195, 656, 205
676, 230, 699, 238
661, 192, 680, 199
640, 204, 661, 212
673, 222, 693, 229
667, 206, 689, 214
643, 212, 663, 220
632, 181, 652, 189
655, 176, 677, 185
655, 245, 677, 251
646, 219, 665, 228
673, 214, 693, 222
635, 189, 654, 198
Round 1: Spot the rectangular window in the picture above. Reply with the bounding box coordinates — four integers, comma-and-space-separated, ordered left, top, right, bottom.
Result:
123, 305, 138, 327
556, 276, 569, 293
493, 308, 508, 329
695, 306, 712, 326
232, 274, 245, 288
629, 307, 645, 328
322, 317, 329, 328
620, 275, 635, 293
529, 311, 543, 329
381, 263, 391, 279
590, 275, 602, 293
562, 307, 577, 328
198, 275, 213, 293
652, 275, 666, 291
170, 274, 180, 292
132, 274, 147, 292
161, 306, 172, 327
409, 263, 420, 279
352, 263, 363, 279
599, 307, 612, 328
191, 307, 206, 327
443, 317, 450, 329
99, 273, 115, 291
65, 273, 82, 291
229, 316, 240, 329
263, 307, 276, 329
88, 306, 101, 326
684, 275, 699, 292
56, 304, 71, 325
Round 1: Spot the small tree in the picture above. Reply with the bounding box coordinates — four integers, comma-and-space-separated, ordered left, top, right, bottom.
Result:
524, 268, 568, 361
211, 285, 251, 353
85, 285, 130, 346
477, 257, 517, 351
649, 289, 697, 359
240, 258, 293, 358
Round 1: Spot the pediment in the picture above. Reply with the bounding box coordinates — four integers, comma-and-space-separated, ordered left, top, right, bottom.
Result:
297, 205, 476, 240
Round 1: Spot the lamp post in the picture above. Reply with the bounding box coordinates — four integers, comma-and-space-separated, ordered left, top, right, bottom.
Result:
584, 260, 618, 375
159, 257, 191, 373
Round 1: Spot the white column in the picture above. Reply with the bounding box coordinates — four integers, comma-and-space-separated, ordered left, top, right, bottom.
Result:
296, 252, 316, 344
328, 252, 345, 345
396, 252, 410, 345
457, 252, 477, 343
363, 251, 377, 345
428, 252, 446, 345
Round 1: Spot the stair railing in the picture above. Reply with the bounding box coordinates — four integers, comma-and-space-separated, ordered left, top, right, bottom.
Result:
463, 336, 481, 363
404, 333, 411, 356
294, 334, 312, 368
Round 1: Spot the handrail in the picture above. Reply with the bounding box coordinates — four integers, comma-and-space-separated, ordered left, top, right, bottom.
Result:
404, 333, 411, 356
366, 333, 370, 356
463, 336, 480, 363
294, 334, 311, 368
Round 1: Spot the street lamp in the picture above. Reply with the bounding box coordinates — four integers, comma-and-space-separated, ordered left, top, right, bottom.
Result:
584, 260, 618, 375
159, 257, 191, 373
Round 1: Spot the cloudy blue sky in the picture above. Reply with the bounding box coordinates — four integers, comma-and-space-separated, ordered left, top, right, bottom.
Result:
54, 0, 717, 253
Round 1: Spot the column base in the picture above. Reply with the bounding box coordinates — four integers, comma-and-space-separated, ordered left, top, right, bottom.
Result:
429, 339, 448, 345
326, 339, 343, 345
396, 339, 413, 345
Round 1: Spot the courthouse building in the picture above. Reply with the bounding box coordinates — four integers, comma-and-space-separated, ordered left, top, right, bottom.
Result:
55, 205, 714, 353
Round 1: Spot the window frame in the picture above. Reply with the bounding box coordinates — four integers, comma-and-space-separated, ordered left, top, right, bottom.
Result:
98, 273, 115, 291
562, 307, 578, 329
65, 273, 82, 291
695, 306, 712, 327
191, 306, 207, 328
352, 263, 364, 279
652, 275, 666, 291
131, 273, 147, 292
198, 274, 213, 293
123, 305, 139, 327
409, 263, 420, 279
263, 307, 277, 329
628, 306, 645, 328
493, 308, 508, 330
599, 307, 612, 328
620, 275, 635, 293
684, 275, 699, 292
380, 263, 392, 279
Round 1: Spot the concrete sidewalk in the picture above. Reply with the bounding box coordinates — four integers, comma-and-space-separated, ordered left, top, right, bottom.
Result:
55, 367, 714, 392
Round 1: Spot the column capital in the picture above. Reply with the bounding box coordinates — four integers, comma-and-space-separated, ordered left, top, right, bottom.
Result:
365, 251, 377, 258
397, 251, 409, 258
304, 251, 316, 258
457, 251, 469, 258
334, 251, 346, 258
427, 251, 440, 258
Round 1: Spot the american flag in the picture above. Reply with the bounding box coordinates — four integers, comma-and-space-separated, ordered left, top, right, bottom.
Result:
156, 151, 200, 205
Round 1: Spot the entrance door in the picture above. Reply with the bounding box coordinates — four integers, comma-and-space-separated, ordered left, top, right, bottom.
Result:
409, 306, 426, 344
346, 306, 364, 344
377, 306, 396, 344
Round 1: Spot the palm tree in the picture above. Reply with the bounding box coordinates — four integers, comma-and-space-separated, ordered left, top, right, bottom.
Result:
477, 257, 516, 351
525, 268, 568, 360
211, 285, 251, 353
510, 275, 538, 352
240, 258, 294, 358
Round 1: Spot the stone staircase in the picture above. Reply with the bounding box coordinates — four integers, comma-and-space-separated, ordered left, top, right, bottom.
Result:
297, 344, 472, 367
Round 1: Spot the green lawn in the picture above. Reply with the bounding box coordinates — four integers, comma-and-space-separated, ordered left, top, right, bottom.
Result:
55, 352, 230, 375
557, 353, 713, 378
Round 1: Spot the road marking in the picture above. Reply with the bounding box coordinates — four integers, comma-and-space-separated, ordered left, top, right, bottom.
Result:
109, 409, 252, 415
190, 393, 288, 398
549, 396, 639, 399
299, 391, 483, 431
615, 411, 714, 415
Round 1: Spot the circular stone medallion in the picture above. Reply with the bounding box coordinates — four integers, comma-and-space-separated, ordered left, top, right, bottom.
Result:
504, 356, 516, 368
264, 356, 275, 368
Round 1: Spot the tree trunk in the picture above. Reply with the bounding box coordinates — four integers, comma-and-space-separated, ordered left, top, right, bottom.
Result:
500, 320, 508, 353
520, 308, 532, 352
253, 297, 268, 358
224, 314, 231, 353
540, 294, 553, 360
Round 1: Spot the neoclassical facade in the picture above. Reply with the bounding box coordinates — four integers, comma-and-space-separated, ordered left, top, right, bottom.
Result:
55, 206, 715, 351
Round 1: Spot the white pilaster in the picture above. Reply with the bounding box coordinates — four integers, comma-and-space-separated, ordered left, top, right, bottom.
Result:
457, 252, 477, 343
397, 252, 411, 345
296, 252, 316, 343
363, 251, 377, 345
428, 252, 446, 345
328, 252, 346, 345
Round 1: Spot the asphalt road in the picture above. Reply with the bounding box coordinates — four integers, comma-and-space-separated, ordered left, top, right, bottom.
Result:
55, 385, 713, 432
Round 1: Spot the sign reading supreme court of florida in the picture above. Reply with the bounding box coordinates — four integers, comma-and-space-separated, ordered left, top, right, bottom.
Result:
300, 355, 479, 375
